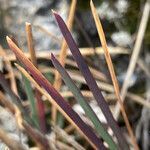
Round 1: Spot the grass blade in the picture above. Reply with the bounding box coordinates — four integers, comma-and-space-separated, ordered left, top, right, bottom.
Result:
90, 1, 139, 149
7, 36, 106, 149
53, 11, 129, 150
26, 22, 46, 133
15, 62, 98, 146
51, 53, 117, 149
23, 75, 39, 128
53, 0, 77, 124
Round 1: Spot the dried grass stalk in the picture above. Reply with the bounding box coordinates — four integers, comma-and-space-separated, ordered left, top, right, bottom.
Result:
52, 0, 77, 124
90, 1, 139, 149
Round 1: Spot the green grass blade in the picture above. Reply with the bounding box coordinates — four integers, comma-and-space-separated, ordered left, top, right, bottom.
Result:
7, 36, 106, 149
51, 53, 117, 150
53, 12, 129, 150
23, 74, 39, 128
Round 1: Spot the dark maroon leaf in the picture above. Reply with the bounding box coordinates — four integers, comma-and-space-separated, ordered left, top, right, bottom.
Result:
7, 36, 106, 150
53, 12, 129, 150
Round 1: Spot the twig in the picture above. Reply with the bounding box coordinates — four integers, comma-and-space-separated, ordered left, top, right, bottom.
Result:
137, 58, 150, 77
0, 70, 52, 150
135, 53, 150, 150
5, 46, 130, 61
26, 22, 37, 66
56, 141, 75, 150
13, 65, 149, 109
64, 124, 75, 133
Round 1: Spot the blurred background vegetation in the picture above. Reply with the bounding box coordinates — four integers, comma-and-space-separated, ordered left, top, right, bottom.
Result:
0, 0, 149, 149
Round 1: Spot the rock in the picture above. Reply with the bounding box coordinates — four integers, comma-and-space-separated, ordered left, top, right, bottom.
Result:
97, 0, 128, 21
0, 0, 69, 50
111, 31, 132, 47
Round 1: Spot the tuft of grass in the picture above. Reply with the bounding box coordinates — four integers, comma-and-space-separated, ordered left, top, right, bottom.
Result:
2, 2, 143, 148
51, 53, 117, 150
7, 36, 106, 149
90, 1, 139, 149
53, 11, 129, 150
53, 0, 77, 124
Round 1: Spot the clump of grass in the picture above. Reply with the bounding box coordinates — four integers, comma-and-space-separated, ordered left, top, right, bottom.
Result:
51, 53, 117, 149
0, 1, 142, 149
53, 11, 129, 150
7, 36, 105, 149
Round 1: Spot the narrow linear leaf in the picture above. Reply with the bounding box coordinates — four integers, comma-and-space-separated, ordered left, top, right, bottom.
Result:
90, 1, 138, 150
51, 53, 117, 150
23, 75, 39, 128
53, 12, 128, 150
26, 22, 46, 133
6, 36, 106, 150
0, 72, 33, 125
35, 90, 47, 133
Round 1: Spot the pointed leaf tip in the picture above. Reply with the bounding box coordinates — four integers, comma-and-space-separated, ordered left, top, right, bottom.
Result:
90, 0, 95, 10
14, 63, 19, 69
52, 11, 62, 21
51, 53, 55, 59
6, 36, 11, 43
52, 9, 59, 17
26, 22, 31, 26
90, 0, 93, 5
6, 36, 16, 48
51, 53, 58, 64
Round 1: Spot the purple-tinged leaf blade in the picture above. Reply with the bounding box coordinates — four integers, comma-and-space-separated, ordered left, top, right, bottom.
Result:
53, 12, 129, 150
51, 53, 117, 149
6, 36, 105, 150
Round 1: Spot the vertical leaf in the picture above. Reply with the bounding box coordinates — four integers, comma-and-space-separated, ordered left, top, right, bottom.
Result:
23, 75, 39, 128
53, 12, 128, 150
90, 1, 138, 149
51, 53, 117, 150
7, 36, 106, 149
26, 22, 46, 133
